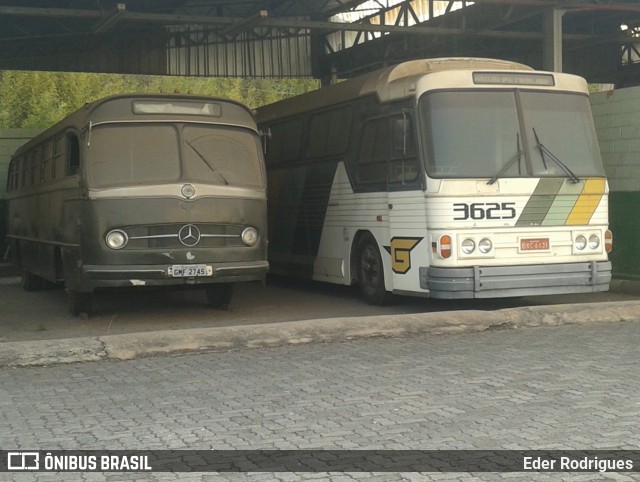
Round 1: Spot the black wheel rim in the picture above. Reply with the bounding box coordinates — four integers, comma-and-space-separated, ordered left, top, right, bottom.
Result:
360, 244, 381, 292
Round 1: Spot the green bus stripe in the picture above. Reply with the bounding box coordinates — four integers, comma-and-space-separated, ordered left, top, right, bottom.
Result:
515, 178, 564, 226
541, 180, 584, 226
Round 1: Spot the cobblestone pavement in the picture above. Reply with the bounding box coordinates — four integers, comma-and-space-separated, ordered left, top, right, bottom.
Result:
2, 320, 640, 481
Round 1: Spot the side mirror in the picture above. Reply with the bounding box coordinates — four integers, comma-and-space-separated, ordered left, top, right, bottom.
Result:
260, 128, 271, 155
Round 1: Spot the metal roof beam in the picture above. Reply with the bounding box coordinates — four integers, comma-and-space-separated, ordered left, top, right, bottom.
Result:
93, 3, 126, 33
262, 16, 593, 41
0, 6, 101, 19
0, 5, 595, 42
453, 0, 640, 12
220, 9, 268, 38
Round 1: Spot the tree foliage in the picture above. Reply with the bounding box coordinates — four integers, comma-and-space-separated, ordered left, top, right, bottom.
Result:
0, 71, 319, 129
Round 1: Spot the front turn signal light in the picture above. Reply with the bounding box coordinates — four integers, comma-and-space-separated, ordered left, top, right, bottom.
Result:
605, 230, 613, 254
439, 235, 452, 259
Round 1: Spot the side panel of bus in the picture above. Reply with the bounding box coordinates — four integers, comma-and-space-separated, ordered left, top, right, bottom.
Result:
386, 190, 429, 295
312, 164, 430, 297
7, 129, 83, 288
263, 96, 425, 296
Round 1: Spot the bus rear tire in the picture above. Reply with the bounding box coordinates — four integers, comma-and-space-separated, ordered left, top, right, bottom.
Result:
68, 290, 93, 317
356, 234, 392, 305
22, 270, 44, 291
205, 284, 233, 310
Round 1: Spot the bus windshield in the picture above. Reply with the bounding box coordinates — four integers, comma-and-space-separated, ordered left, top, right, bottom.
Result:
88, 123, 264, 188
419, 90, 604, 180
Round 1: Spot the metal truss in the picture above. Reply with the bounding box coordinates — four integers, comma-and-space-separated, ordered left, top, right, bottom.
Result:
0, 1, 636, 84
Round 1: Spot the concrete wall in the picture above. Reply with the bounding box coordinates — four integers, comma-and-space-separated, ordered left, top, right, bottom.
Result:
591, 87, 640, 280
0, 129, 41, 257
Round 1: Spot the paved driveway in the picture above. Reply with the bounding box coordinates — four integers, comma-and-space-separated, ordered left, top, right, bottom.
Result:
0, 275, 637, 342
2, 320, 639, 480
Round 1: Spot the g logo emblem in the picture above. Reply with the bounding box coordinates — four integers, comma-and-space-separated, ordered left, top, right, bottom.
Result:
385, 237, 422, 274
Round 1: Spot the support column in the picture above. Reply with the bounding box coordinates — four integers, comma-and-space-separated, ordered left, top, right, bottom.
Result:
543, 8, 566, 72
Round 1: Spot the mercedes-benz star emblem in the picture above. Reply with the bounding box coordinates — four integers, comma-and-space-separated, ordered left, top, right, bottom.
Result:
181, 183, 196, 199
178, 224, 201, 247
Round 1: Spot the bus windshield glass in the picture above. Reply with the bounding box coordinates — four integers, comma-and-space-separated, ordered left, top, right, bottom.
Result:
419, 90, 604, 179
182, 125, 263, 188
88, 123, 264, 188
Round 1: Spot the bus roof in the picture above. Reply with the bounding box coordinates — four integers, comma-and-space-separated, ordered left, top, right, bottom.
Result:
13, 93, 257, 158
256, 57, 533, 124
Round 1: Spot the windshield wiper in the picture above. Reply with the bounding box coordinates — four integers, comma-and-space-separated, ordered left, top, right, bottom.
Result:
186, 140, 229, 185
487, 133, 524, 185
532, 128, 580, 184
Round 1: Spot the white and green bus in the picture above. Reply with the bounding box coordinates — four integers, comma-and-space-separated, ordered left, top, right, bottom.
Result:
256, 58, 611, 304
6, 94, 268, 315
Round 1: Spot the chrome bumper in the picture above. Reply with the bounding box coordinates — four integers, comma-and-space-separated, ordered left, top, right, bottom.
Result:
82, 260, 269, 288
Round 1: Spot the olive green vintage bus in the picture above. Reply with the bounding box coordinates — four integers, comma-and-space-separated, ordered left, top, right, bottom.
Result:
5, 94, 268, 315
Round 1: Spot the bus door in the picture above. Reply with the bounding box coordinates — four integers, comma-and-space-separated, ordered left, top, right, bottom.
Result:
386, 111, 428, 295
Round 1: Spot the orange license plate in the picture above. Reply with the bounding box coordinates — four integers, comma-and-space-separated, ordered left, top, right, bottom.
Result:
520, 238, 550, 251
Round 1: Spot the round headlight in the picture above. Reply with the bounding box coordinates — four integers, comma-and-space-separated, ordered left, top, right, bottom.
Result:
478, 238, 493, 254
575, 235, 587, 251
461, 238, 475, 255
241, 227, 259, 247
589, 234, 600, 250
106, 230, 128, 250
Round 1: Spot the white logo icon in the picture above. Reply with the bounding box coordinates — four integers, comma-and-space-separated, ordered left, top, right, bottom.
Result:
8, 452, 39, 470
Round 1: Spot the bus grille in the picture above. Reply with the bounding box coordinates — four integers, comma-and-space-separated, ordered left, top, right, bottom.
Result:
122, 223, 245, 249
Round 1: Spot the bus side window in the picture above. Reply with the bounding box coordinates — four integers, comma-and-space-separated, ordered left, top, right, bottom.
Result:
357, 117, 389, 185
356, 115, 419, 189
389, 114, 418, 184
13, 160, 18, 191
67, 134, 80, 176
29, 150, 37, 186
40, 143, 49, 183
19, 156, 26, 189
52, 136, 63, 179
9, 159, 19, 192
267, 118, 304, 165
306, 106, 352, 158
392, 116, 416, 156
7, 160, 14, 192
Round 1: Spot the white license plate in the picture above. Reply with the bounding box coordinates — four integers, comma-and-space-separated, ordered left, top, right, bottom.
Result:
168, 264, 213, 277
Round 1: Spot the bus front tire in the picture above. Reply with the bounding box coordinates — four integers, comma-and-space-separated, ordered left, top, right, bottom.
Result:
205, 284, 233, 310
68, 290, 93, 317
356, 234, 392, 305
